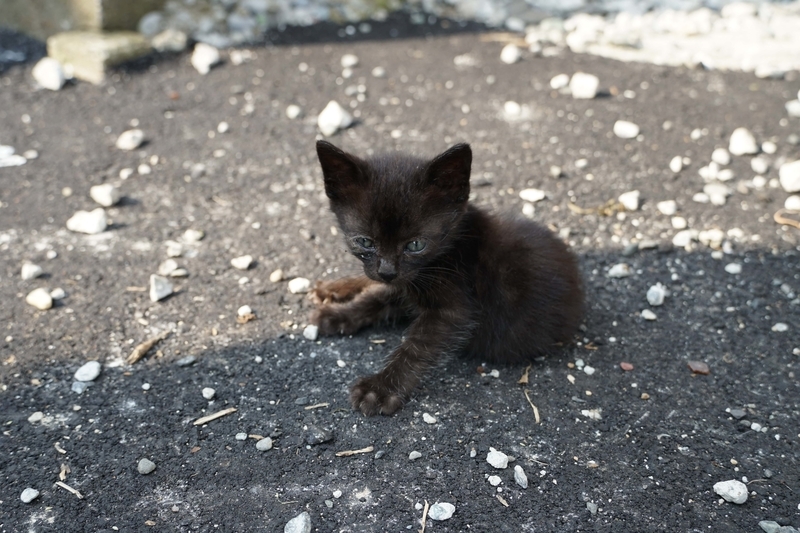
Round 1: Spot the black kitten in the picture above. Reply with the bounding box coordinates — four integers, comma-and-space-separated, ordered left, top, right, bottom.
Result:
310, 141, 584, 416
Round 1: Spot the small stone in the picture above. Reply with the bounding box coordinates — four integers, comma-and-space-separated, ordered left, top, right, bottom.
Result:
656, 200, 677, 216
74, 360, 101, 382
120, 168, 134, 179
23, 149, 38, 160
149, 275, 173, 302
729, 408, 746, 419
304, 425, 332, 445
317, 101, 353, 136
302, 324, 318, 341
618, 190, 640, 211
286, 105, 302, 119
514, 465, 528, 488
587, 502, 598, 514
26, 288, 53, 310
729, 127, 759, 156
486, 447, 509, 469
607, 263, 632, 278
138, 458, 156, 475
751, 156, 770, 175
237, 305, 253, 317
716, 168, 735, 182
687, 361, 710, 375
613, 120, 639, 139
779, 160, 800, 193
340, 54, 359, 68
759, 521, 781, 533
284, 512, 311, 533
646, 284, 666, 306
772, 323, 788, 332
21, 263, 43, 281
713, 480, 747, 504
202, 387, 215, 400
549, 73, 569, 89
183, 229, 204, 243
422, 413, 437, 424
176, 355, 196, 367
569, 72, 599, 99
711, 148, 731, 166
256, 437, 273, 451
32, 57, 65, 91
409, 451, 422, 460
89, 184, 121, 207
723, 263, 742, 275
191, 43, 221, 75
20, 488, 40, 503
500, 44, 521, 64
503, 100, 522, 119
324, 500, 333, 508
669, 156, 683, 173
231, 255, 253, 270
288, 277, 311, 294
138, 163, 152, 175
785, 195, 800, 211
519, 188, 546, 203
28, 411, 44, 423
428, 502, 455, 521
487, 475, 502, 486
236, 432, 247, 440
158, 259, 179, 276
151, 29, 187, 53
269, 269, 285, 282
49, 288, 66, 300
672, 229, 695, 247
641, 309, 657, 321
115, 129, 144, 151
750, 422, 763, 431
66, 208, 107, 234
620, 362, 634, 371
371, 66, 386, 78
671, 217, 688, 230
704, 183, 731, 206
333, 490, 342, 499
786, 100, 800, 118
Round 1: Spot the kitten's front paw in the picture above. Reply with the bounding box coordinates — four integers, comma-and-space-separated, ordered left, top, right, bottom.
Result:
309, 278, 369, 306
310, 306, 360, 335
349, 374, 405, 416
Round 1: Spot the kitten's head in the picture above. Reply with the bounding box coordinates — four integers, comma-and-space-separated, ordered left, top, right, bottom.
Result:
316, 141, 472, 285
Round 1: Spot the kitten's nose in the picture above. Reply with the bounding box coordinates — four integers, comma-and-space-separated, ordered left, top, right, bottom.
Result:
377, 260, 397, 283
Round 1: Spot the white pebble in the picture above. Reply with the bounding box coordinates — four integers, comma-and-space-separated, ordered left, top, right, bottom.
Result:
669, 155, 683, 173
503, 100, 522, 119
618, 190, 640, 211
704, 183, 731, 206
286, 105, 302, 119
672, 229, 696, 247
288, 277, 311, 294
772, 323, 788, 332
671, 216, 687, 230
284, 512, 311, 533
49, 287, 66, 300
217, 121, 229, 133
138, 163, 152, 175
237, 305, 253, 317
32, 57, 65, 91
500, 44, 522, 64
583, 365, 596, 375
158, 259, 179, 276
486, 447, 509, 469
66, 208, 107, 234
716, 169, 735, 182
302, 324, 318, 341
641, 309, 657, 321
729, 127, 758, 156
23, 149, 38, 160
149, 274, 173, 302
371, 66, 386, 78
269, 269, 285, 282
779, 160, 800, 193
607, 263, 632, 278
231, 255, 254, 270
751, 156, 770, 175
89, 183, 121, 207
514, 465, 528, 488
569, 72, 599, 99
236, 432, 247, 440
786, 100, 800, 118
202, 387, 216, 400
724, 263, 742, 274
550, 73, 569, 89
785, 195, 800, 211
340, 54, 359, 68
115, 129, 144, 151
422, 413, 437, 424
693, 192, 710, 204
519, 188, 546, 203
488, 475, 502, 486
711, 148, 731, 166
762, 141, 777, 154
647, 284, 666, 306
183, 229, 204, 243
656, 200, 677, 216
28, 411, 44, 423
713, 480, 748, 504
25, 288, 53, 310
613, 120, 639, 139
409, 451, 422, 460
120, 168, 134, 179
317, 101, 353, 137
191, 43, 221, 75
428, 502, 455, 521
74, 361, 101, 382
21, 262, 43, 280
256, 437, 273, 451
20, 488, 40, 503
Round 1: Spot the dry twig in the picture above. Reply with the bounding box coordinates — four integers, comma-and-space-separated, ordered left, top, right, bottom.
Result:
335, 446, 374, 457
193, 407, 237, 426
55, 481, 83, 499
774, 208, 800, 229
127, 331, 171, 364
304, 403, 330, 410
517, 365, 531, 385
496, 495, 509, 507
523, 389, 541, 424
418, 500, 430, 533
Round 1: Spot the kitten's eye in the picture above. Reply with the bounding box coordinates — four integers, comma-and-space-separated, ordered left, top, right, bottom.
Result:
354, 237, 374, 249
405, 239, 426, 253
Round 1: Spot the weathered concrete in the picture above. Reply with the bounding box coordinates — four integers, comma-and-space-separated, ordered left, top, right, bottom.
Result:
0, 0, 165, 40
47, 31, 151, 84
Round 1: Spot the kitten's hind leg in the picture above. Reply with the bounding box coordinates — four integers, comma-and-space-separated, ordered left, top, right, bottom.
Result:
310, 275, 377, 306
310, 282, 400, 335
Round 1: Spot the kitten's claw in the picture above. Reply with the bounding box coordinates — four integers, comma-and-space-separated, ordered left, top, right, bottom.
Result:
310, 307, 360, 335
350, 375, 405, 416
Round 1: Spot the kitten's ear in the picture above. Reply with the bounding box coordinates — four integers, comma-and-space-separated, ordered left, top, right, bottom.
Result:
426, 143, 471, 202
316, 141, 366, 202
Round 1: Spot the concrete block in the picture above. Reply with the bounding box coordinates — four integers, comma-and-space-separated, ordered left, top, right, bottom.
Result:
47, 31, 151, 84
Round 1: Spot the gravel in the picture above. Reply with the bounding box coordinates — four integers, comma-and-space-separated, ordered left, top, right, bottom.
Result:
256, 437, 273, 451
137, 458, 157, 475
428, 502, 456, 521
231, 255, 254, 270
20, 488, 39, 503
486, 447, 509, 469
191, 43, 221, 75
89, 184, 121, 207
31, 57, 65, 91
66, 208, 107, 234
317, 100, 353, 136
284, 512, 311, 533
713, 479, 748, 504
613, 120, 639, 139
288, 277, 311, 294
514, 465, 528, 488
74, 361, 101, 382
25, 288, 53, 310
115, 129, 145, 151
607, 263, 632, 278
149, 275, 173, 302
779, 160, 800, 193
728, 127, 759, 156
20, 262, 43, 280
568, 72, 599, 99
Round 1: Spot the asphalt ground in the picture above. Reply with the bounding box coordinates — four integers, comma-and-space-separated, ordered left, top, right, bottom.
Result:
1, 15, 799, 532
